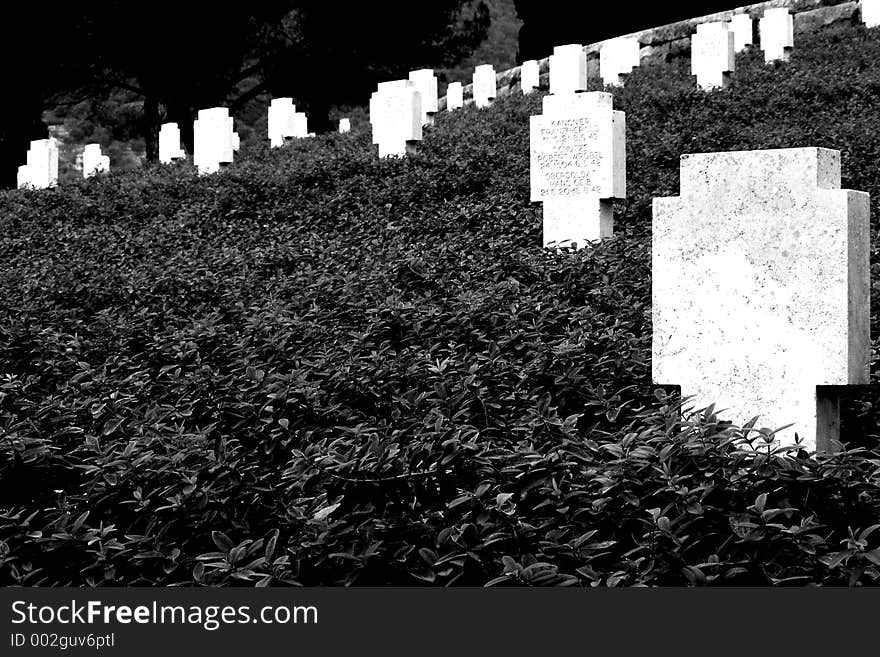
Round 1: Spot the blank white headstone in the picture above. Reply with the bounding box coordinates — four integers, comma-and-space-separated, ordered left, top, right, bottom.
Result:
446, 82, 464, 110
82, 143, 109, 179
521, 60, 540, 94
864, 0, 880, 27
729, 13, 754, 51
530, 92, 625, 248
17, 138, 59, 189
691, 22, 735, 90
600, 37, 640, 86
339, 118, 351, 133
194, 107, 235, 175
159, 123, 186, 163
268, 98, 297, 148
409, 69, 439, 126
370, 80, 422, 157
653, 147, 869, 450
759, 7, 794, 62
549, 44, 587, 95
473, 65, 497, 108
232, 132, 240, 152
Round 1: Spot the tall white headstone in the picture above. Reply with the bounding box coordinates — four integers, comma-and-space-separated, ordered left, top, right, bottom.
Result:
864, 0, 880, 27
159, 122, 186, 164
82, 144, 109, 179
193, 107, 235, 175
17, 138, 59, 189
599, 37, 640, 86
268, 98, 298, 148
759, 7, 794, 62
691, 21, 735, 90
409, 69, 439, 126
521, 59, 540, 94
473, 65, 497, 108
370, 80, 422, 158
730, 13, 754, 51
530, 92, 625, 248
339, 118, 351, 133
549, 44, 587, 95
653, 148, 870, 451
446, 82, 464, 111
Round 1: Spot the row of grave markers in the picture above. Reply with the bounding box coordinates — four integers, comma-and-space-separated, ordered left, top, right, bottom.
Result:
17, 103, 351, 188
523, 11, 870, 451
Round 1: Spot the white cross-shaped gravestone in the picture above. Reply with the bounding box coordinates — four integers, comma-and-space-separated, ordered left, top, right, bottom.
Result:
82, 143, 110, 178
530, 91, 626, 248
549, 45, 587, 95
446, 82, 464, 111
759, 7, 794, 62
159, 123, 186, 163
17, 138, 59, 189
409, 69, 439, 126
729, 13, 754, 51
473, 65, 497, 108
653, 148, 870, 451
369, 80, 422, 158
521, 60, 540, 94
864, 0, 880, 28
691, 21, 735, 90
339, 118, 351, 133
599, 37, 640, 86
193, 107, 235, 175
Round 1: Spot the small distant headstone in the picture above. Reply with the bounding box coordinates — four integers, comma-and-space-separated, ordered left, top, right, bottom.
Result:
759, 7, 794, 62
599, 37, 640, 86
370, 80, 422, 157
729, 13, 754, 51
82, 143, 110, 179
446, 82, 464, 110
17, 138, 59, 189
864, 0, 880, 28
193, 107, 234, 175
521, 60, 540, 94
409, 69, 439, 125
691, 21, 735, 90
653, 147, 870, 451
339, 118, 351, 133
472, 64, 496, 108
530, 91, 626, 248
549, 45, 586, 95
232, 132, 240, 152
159, 122, 186, 164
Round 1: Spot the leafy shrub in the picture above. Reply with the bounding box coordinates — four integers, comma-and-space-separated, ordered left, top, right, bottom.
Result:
2, 23, 880, 586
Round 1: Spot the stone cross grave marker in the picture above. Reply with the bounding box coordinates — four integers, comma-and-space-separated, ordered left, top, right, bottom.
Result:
369, 80, 422, 158
17, 138, 59, 189
194, 107, 234, 175
599, 37, 640, 86
521, 59, 540, 94
82, 143, 110, 178
409, 69, 439, 126
530, 91, 625, 248
446, 82, 463, 111
730, 13, 754, 51
653, 148, 870, 451
759, 7, 794, 62
159, 123, 186, 164
691, 21, 735, 90
549, 44, 586, 95
473, 65, 496, 108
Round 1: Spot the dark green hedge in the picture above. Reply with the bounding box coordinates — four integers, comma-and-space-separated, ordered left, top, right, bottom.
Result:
3, 23, 880, 586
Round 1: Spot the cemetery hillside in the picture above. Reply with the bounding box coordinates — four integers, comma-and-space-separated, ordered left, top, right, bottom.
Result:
7, 20, 880, 587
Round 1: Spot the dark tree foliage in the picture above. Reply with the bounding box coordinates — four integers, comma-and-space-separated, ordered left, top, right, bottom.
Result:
514, 0, 745, 61
253, 1, 491, 132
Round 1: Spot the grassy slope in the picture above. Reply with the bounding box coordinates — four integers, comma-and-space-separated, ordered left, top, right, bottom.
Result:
3, 23, 880, 586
